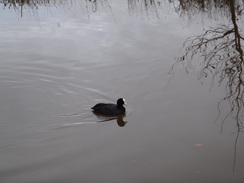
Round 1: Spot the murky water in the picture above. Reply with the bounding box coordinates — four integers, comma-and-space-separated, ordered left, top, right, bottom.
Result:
0, 1, 244, 182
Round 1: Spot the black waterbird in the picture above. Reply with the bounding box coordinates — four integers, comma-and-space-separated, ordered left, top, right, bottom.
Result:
91, 98, 126, 115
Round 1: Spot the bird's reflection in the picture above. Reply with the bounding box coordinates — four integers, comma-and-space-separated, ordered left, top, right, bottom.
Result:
92, 112, 127, 127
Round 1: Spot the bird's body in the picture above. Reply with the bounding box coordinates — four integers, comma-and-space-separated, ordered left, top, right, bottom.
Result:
91, 98, 126, 115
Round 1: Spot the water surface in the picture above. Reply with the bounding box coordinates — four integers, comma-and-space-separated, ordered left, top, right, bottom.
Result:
0, 1, 244, 183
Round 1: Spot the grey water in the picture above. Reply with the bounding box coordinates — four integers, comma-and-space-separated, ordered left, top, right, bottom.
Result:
0, 0, 244, 182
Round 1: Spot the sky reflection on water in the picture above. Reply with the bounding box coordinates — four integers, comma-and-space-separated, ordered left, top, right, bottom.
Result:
0, 0, 244, 183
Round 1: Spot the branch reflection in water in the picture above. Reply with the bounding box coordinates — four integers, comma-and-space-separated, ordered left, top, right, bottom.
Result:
1, 0, 169, 20
2, 0, 60, 17
1, 0, 112, 17
128, 0, 163, 19
171, 0, 244, 171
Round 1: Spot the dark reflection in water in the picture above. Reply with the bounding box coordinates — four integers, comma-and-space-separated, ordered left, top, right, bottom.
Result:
174, 0, 244, 130
0, 0, 170, 20
173, 0, 235, 20
128, 0, 163, 19
1, 0, 111, 17
57, 112, 127, 127
171, 0, 244, 171
93, 112, 127, 127
2, 0, 243, 19
2, 0, 52, 17
1, 0, 163, 14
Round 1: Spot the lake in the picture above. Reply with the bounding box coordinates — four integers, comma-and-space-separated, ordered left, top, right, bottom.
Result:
0, 0, 244, 182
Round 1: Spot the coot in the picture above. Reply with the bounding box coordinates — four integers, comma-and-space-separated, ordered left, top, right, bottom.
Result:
91, 98, 126, 115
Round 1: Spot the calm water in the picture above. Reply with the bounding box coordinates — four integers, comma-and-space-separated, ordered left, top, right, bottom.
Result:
0, 1, 244, 182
